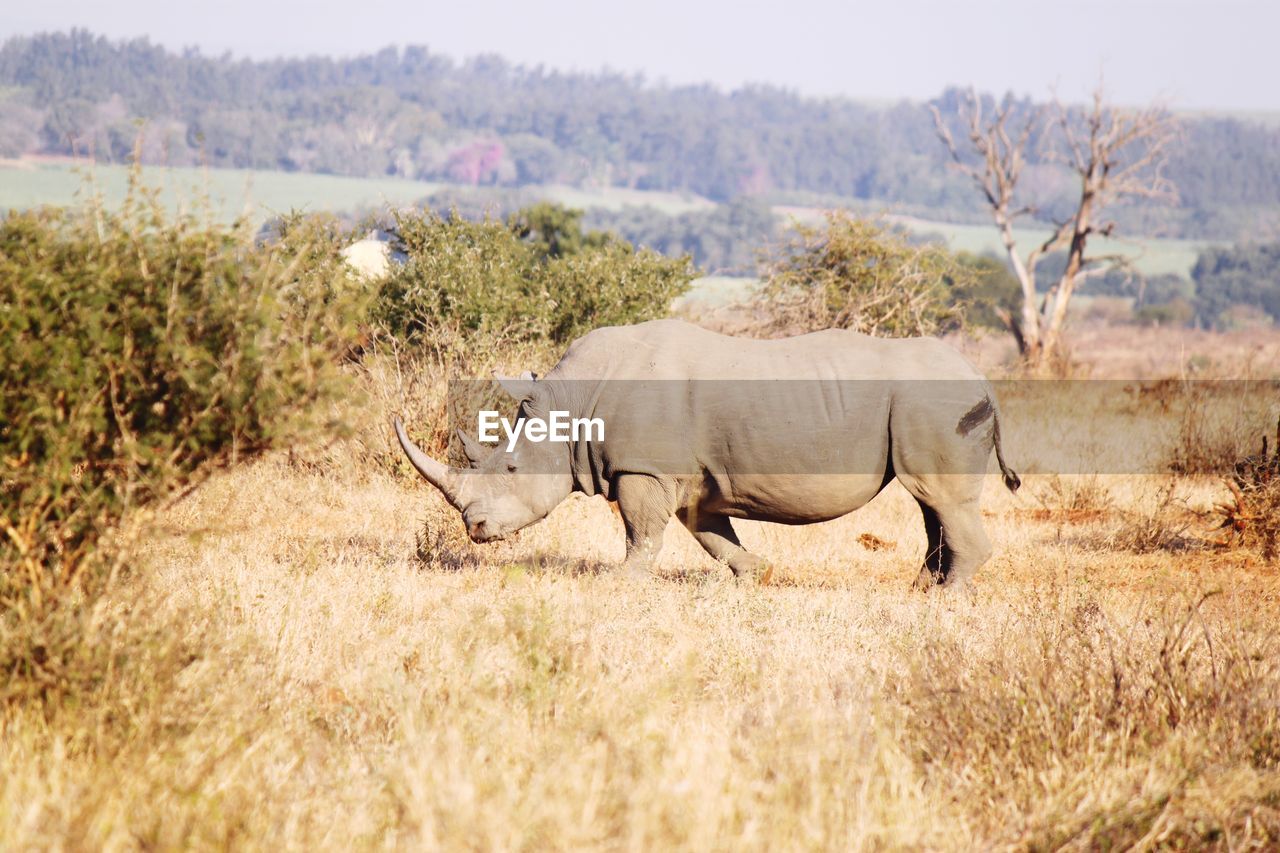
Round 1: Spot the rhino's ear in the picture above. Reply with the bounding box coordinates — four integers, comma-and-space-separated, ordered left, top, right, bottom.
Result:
495, 372, 551, 417
457, 428, 490, 467
494, 372, 538, 401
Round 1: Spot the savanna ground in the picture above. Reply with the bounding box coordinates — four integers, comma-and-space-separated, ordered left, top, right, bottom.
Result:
4, 315, 1279, 851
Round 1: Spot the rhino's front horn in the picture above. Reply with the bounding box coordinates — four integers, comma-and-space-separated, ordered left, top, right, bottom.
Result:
394, 417, 464, 509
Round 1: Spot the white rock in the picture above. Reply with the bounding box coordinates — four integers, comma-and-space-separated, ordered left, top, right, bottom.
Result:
340, 230, 407, 281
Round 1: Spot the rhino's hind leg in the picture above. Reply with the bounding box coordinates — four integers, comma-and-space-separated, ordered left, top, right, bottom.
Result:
908, 496, 992, 589
615, 474, 677, 577
910, 502, 945, 590
936, 501, 993, 587
679, 510, 772, 584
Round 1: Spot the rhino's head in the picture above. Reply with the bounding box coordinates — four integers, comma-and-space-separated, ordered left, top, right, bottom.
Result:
394, 373, 574, 543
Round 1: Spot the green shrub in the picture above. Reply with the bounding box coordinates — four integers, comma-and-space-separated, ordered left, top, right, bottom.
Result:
372, 211, 544, 345
0, 182, 360, 706
370, 208, 694, 351
954, 251, 1021, 332
508, 202, 610, 260
754, 212, 974, 337
540, 241, 694, 342
270, 210, 365, 306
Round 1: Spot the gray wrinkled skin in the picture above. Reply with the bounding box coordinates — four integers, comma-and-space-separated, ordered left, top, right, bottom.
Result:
395, 319, 1019, 589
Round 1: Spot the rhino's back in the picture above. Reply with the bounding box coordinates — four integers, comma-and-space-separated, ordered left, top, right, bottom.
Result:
549, 319, 981, 381
551, 321, 991, 512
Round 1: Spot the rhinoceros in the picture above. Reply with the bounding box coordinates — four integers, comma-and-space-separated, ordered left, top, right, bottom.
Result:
394, 319, 1019, 588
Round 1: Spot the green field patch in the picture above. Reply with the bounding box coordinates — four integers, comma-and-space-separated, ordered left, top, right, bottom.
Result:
677, 276, 761, 308
886, 214, 1209, 278
537, 183, 715, 215
0, 162, 715, 225
0, 162, 451, 224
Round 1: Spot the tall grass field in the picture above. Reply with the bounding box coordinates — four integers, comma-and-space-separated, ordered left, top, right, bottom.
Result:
4, 356, 1279, 849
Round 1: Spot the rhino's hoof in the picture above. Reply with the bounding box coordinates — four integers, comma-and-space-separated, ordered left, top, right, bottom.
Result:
732, 557, 773, 585
621, 561, 652, 581
911, 567, 944, 592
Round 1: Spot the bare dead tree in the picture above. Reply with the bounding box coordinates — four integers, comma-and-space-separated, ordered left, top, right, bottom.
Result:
931, 86, 1177, 372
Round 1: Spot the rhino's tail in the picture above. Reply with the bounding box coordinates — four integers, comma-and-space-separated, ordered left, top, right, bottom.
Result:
993, 411, 1021, 493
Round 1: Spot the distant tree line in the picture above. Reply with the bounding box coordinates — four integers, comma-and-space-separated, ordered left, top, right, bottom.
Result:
1188, 242, 1280, 328
956, 245, 1280, 330
3, 30, 1280, 241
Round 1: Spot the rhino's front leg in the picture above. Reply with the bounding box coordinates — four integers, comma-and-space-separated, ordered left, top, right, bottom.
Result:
615, 473, 677, 577
678, 509, 773, 584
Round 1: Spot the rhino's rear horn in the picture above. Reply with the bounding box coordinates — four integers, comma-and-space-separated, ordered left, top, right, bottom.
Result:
457, 428, 491, 467
394, 417, 464, 509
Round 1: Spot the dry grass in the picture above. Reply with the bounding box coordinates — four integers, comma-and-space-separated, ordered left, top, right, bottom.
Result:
4, 332, 1280, 850
954, 322, 1280, 380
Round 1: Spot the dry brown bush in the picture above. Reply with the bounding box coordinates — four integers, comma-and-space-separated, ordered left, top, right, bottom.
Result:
1110, 481, 1200, 554
898, 589, 1280, 847
1213, 416, 1280, 561
746, 212, 972, 339
1169, 384, 1277, 476
1225, 479, 1280, 561
1030, 474, 1115, 521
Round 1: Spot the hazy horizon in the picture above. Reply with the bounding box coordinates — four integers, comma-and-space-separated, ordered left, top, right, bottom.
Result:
3, 0, 1277, 113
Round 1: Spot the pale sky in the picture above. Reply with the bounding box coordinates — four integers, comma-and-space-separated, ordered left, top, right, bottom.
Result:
3, 0, 1277, 112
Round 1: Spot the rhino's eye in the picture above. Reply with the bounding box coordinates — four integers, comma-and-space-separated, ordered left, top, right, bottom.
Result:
506, 462, 518, 473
